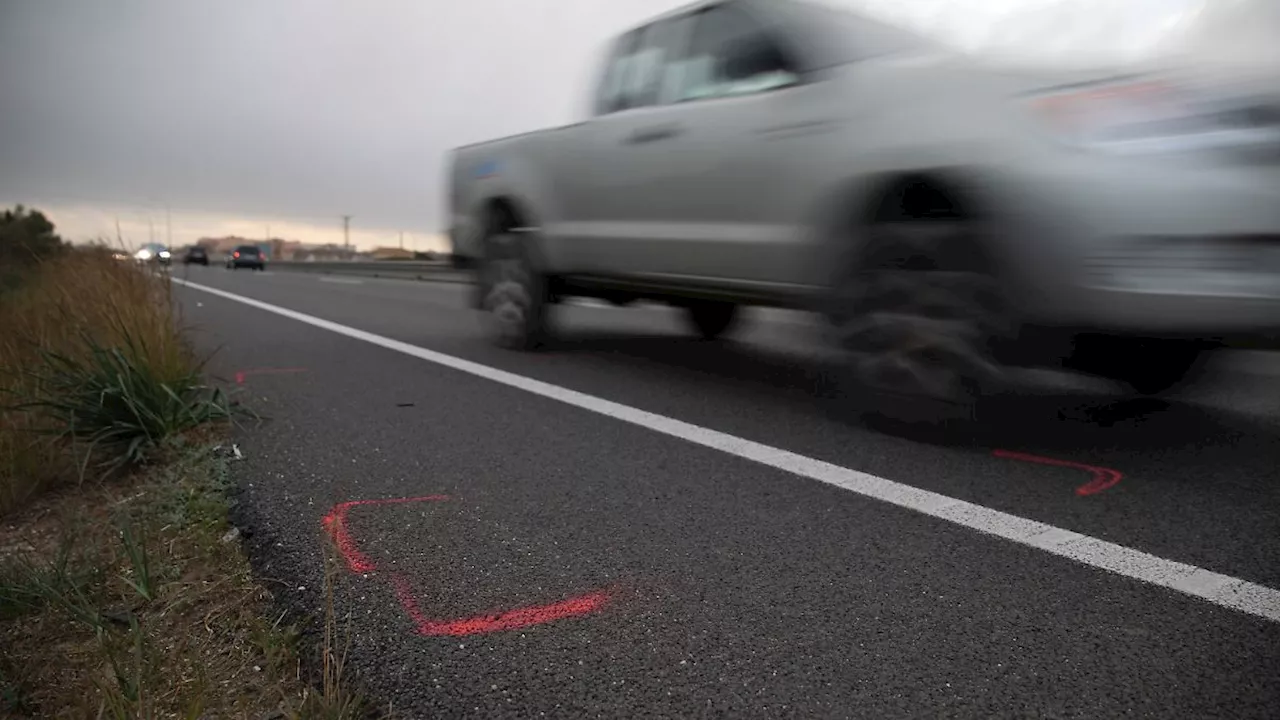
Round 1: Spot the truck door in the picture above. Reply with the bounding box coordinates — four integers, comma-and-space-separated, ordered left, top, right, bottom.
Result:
561, 4, 817, 285
555, 15, 697, 275
640, 3, 817, 286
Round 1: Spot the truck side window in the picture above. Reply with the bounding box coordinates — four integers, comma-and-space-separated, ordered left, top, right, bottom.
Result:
621, 20, 676, 110
595, 30, 641, 115
673, 5, 796, 102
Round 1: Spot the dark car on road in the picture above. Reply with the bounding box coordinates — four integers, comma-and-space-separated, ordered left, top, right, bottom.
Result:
183, 246, 209, 266
227, 245, 266, 271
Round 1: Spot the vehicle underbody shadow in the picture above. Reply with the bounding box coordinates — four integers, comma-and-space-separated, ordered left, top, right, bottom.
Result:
542, 329, 1280, 489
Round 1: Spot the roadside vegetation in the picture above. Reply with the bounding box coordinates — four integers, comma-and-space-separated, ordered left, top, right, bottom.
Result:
0, 206, 367, 717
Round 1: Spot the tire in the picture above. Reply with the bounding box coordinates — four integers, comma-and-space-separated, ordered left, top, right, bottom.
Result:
1068, 336, 1208, 395
685, 301, 738, 340
827, 219, 1012, 425
478, 232, 549, 350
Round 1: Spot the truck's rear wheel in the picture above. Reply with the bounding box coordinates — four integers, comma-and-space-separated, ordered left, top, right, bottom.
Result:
685, 300, 738, 340
829, 219, 1011, 425
479, 232, 549, 350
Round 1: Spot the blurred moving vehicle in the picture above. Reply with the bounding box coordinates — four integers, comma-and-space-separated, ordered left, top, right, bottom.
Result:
183, 246, 209, 266
226, 245, 266, 271
447, 0, 1280, 420
135, 243, 171, 266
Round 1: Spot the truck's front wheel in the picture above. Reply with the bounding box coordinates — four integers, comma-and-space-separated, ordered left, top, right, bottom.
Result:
829, 218, 1012, 425
479, 233, 550, 350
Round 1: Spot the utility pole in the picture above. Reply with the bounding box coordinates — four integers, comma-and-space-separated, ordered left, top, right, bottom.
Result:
165, 205, 172, 248
342, 215, 352, 254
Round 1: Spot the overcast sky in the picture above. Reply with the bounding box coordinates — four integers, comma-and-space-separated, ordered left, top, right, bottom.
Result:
0, 0, 1271, 251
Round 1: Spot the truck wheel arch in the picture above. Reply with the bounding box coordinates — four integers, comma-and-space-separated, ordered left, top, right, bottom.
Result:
813, 169, 1012, 288
483, 196, 536, 236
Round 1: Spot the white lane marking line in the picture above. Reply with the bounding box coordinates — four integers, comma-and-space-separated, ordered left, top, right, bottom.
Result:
171, 276, 1280, 625
317, 276, 364, 285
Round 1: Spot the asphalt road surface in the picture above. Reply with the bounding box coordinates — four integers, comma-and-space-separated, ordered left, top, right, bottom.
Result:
171, 265, 1280, 718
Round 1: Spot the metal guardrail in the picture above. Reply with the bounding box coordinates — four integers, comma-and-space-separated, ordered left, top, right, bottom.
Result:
268, 260, 472, 284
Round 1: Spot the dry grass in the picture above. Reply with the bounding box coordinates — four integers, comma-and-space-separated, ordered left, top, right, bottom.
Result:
0, 249, 370, 717
0, 249, 196, 514
0, 434, 351, 718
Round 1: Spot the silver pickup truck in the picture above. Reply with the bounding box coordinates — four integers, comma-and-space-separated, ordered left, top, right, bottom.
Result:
447, 0, 1280, 421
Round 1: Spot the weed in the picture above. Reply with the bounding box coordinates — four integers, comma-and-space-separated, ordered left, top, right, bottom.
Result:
1, 247, 204, 514
0, 653, 34, 715
0, 228, 371, 715
294, 537, 369, 719
116, 517, 154, 602
251, 614, 301, 676
0, 538, 105, 629
15, 333, 231, 478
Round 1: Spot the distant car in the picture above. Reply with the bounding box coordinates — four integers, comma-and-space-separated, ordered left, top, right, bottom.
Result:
135, 243, 171, 266
183, 247, 209, 266
227, 245, 266, 271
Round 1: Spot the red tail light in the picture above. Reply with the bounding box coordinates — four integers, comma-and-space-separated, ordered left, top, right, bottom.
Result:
233, 251, 240, 258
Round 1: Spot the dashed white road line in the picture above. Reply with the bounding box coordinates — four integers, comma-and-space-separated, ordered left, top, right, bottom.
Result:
317, 276, 364, 285
173, 277, 1280, 625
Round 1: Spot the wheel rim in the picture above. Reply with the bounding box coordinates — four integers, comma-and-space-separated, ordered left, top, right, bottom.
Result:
830, 221, 1010, 409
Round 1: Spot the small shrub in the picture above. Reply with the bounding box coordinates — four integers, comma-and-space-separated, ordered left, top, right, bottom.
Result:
1, 246, 225, 512
0, 205, 68, 290
16, 334, 231, 476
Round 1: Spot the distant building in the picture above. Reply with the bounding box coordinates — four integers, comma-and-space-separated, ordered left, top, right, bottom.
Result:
197, 236, 250, 255
289, 243, 360, 262
370, 246, 414, 260
197, 235, 366, 261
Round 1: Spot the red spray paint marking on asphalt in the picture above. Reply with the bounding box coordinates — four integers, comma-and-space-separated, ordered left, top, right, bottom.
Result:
322, 495, 612, 635
390, 575, 612, 637
322, 495, 450, 573
234, 367, 308, 384
992, 449, 1124, 496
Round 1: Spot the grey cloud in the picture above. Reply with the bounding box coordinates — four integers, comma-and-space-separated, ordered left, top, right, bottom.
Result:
0, 0, 676, 233
2, 0, 1271, 239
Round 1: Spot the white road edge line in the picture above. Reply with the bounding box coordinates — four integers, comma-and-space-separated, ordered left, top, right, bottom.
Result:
172, 277, 1280, 625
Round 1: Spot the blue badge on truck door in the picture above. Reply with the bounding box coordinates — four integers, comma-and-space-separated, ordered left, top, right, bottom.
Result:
475, 160, 499, 179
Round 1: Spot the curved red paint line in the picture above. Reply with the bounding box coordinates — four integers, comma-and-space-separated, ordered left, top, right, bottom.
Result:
390, 575, 611, 637
235, 367, 309, 385
321, 495, 450, 573
992, 449, 1123, 496
322, 494, 614, 635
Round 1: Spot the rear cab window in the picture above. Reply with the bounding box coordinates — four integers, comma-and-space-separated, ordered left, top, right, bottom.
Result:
593, 13, 696, 115
672, 4, 799, 102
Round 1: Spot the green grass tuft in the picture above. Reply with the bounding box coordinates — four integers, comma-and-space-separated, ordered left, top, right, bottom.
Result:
13, 333, 231, 478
